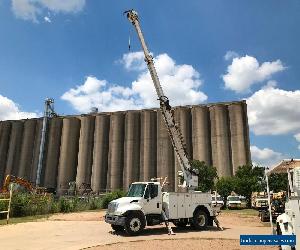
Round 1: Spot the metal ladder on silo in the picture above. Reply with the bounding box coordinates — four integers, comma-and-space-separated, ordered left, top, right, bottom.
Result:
0, 184, 13, 224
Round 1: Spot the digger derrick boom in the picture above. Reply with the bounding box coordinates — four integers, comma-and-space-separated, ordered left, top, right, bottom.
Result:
125, 10, 198, 189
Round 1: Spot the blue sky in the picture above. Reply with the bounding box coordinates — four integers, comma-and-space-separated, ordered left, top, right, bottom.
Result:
0, 0, 299, 167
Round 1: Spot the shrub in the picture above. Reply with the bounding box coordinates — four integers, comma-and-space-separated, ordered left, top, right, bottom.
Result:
101, 190, 126, 209
0, 189, 126, 220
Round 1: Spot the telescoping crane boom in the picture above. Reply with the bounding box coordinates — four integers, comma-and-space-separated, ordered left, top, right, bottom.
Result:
124, 10, 198, 190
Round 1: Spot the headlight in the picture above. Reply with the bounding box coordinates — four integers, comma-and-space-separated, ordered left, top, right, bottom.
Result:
107, 202, 118, 213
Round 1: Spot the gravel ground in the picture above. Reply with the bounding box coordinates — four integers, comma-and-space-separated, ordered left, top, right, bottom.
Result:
0, 210, 278, 250
91, 238, 276, 250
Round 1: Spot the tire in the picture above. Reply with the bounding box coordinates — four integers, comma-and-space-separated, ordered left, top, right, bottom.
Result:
124, 212, 145, 236
192, 210, 208, 230
111, 225, 124, 232
173, 219, 188, 228
260, 211, 268, 222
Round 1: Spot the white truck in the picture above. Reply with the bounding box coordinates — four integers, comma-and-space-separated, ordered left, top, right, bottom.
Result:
105, 10, 220, 236
106, 181, 216, 235
211, 193, 225, 208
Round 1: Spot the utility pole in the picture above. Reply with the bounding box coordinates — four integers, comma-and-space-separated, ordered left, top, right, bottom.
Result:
265, 167, 273, 233
36, 98, 56, 186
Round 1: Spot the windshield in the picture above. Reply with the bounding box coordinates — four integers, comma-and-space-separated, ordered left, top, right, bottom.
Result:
126, 184, 146, 197
228, 196, 240, 201
212, 196, 223, 201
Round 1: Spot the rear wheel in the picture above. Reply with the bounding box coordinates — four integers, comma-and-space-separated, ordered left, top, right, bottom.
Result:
173, 219, 188, 228
124, 212, 145, 236
111, 225, 124, 232
192, 210, 208, 230
260, 211, 268, 222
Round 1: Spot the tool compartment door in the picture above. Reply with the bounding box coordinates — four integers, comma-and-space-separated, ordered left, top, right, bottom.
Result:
177, 193, 185, 218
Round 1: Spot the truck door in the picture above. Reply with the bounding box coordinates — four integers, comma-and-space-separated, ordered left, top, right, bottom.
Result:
143, 184, 162, 214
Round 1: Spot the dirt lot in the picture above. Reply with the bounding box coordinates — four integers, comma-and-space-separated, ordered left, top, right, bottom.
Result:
0, 210, 276, 250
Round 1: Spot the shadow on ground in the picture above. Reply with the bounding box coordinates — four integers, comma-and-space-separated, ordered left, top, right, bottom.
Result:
109, 225, 229, 237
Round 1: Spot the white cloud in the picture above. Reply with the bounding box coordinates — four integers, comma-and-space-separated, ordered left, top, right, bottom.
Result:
131, 53, 207, 108
294, 133, 300, 151
224, 50, 239, 61
0, 94, 38, 120
250, 145, 283, 167
119, 51, 146, 71
294, 133, 300, 142
247, 85, 300, 135
44, 16, 51, 23
61, 52, 207, 113
61, 76, 139, 113
11, 0, 85, 22
222, 55, 285, 93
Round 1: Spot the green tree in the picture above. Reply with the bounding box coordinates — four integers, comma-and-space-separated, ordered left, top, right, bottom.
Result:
234, 165, 265, 203
216, 177, 237, 199
269, 173, 288, 192
191, 160, 218, 192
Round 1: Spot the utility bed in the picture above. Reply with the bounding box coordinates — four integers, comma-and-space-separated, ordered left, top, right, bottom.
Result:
162, 192, 213, 219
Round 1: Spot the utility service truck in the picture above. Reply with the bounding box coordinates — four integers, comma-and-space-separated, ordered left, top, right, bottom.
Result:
105, 10, 220, 236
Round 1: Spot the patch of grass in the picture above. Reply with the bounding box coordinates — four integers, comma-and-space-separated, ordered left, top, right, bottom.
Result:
0, 214, 49, 226
222, 208, 258, 216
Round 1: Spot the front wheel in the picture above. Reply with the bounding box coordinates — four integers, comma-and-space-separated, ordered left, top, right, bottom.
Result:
191, 210, 208, 230
124, 212, 145, 236
111, 225, 124, 232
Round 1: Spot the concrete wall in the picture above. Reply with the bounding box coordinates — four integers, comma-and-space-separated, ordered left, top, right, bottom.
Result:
0, 101, 251, 193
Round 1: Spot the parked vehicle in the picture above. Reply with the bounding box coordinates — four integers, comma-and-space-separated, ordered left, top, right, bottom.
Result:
251, 192, 268, 209
211, 194, 224, 208
226, 195, 247, 209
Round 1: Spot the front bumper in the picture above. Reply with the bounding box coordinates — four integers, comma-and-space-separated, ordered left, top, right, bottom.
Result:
105, 214, 126, 226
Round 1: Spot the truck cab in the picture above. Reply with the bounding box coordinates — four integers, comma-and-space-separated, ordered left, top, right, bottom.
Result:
105, 182, 162, 235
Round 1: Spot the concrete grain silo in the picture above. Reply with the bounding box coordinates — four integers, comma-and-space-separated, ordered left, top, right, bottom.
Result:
191, 106, 212, 166
91, 114, 110, 193
5, 121, 24, 176
174, 107, 192, 190
123, 111, 141, 190
139, 109, 157, 182
209, 104, 232, 177
76, 116, 95, 189
228, 102, 251, 173
30, 119, 43, 183
107, 112, 125, 190
0, 121, 11, 186
0, 100, 251, 193
18, 119, 37, 180
43, 117, 63, 189
157, 111, 175, 191
57, 117, 80, 195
